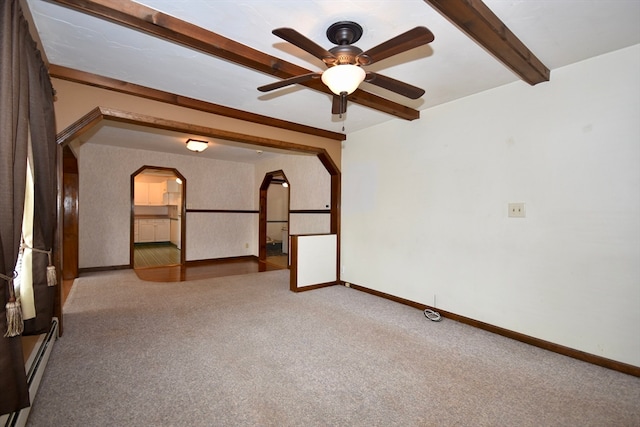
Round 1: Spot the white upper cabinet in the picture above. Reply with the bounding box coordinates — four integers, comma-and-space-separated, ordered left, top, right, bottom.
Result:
135, 182, 165, 206
134, 181, 149, 205
166, 179, 180, 193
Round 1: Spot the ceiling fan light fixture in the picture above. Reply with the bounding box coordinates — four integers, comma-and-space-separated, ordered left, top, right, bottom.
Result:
185, 138, 208, 153
321, 64, 366, 95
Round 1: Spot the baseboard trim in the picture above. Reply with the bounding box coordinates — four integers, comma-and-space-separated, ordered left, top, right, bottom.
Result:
292, 281, 336, 293
79, 264, 130, 275
186, 255, 258, 266
344, 281, 640, 377
79, 256, 261, 273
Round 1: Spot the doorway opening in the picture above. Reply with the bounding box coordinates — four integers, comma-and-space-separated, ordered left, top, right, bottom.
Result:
131, 166, 186, 269
259, 170, 289, 270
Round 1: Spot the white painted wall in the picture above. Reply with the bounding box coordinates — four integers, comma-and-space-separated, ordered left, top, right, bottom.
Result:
78, 144, 255, 267
341, 45, 640, 366
295, 234, 337, 288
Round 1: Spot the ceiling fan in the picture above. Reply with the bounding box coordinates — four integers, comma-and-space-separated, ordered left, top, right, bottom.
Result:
258, 21, 435, 115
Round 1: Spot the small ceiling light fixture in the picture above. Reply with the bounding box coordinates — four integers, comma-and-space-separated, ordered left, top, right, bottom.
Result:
185, 138, 209, 153
321, 64, 366, 96
175, 177, 182, 184
282, 182, 289, 188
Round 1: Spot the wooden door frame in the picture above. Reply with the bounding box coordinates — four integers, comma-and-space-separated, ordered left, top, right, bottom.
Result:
62, 146, 79, 279
56, 106, 342, 278
130, 166, 186, 268
259, 170, 290, 270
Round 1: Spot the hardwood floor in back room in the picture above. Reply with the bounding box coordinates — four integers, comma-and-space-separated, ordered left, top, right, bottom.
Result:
62, 245, 290, 296
133, 242, 180, 268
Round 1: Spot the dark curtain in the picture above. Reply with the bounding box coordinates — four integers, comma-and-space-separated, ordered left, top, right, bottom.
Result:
0, 0, 57, 415
22, 3, 57, 336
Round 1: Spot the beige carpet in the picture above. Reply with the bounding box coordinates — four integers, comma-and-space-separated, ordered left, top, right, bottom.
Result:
26, 270, 640, 426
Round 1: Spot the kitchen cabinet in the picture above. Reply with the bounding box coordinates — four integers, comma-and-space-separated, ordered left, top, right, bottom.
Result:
166, 179, 180, 193
134, 182, 165, 206
136, 220, 156, 243
164, 180, 182, 206
134, 182, 149, 205
170, 218, 181, 249
148, 183, 165, 205
135, 219, 170, 243
155, 219, 170, 242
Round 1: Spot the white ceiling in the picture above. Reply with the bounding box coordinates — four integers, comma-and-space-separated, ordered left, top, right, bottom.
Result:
24, 0, 640, 162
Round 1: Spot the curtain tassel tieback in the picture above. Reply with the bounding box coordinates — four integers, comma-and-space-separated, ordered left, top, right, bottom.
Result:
1, 271, 23, 337
21, 243, 57, 287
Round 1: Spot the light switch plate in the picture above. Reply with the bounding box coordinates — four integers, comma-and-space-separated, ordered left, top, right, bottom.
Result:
508, 202, 526, 218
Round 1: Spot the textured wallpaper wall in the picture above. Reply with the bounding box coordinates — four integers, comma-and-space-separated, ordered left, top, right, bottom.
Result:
78, 144, 333, 268
78, 144, 254, 268
255, 153, 332, 235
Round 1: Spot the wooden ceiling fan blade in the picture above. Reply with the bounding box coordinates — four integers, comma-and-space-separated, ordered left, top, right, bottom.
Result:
273, 28, 337, 64
258, 72, 321, 92
365, 72, 425, 99
358, 27, 434, 65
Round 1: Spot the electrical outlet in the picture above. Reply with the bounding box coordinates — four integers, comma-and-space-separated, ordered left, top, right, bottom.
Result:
508, 202, 526, 218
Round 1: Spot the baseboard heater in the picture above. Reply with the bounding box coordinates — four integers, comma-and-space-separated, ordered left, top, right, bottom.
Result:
0, 318, 59, 427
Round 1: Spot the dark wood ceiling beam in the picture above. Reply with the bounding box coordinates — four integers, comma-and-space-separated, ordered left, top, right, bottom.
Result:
424, 0, 550, 85
49, 64, 345, 141
50, 0, 419, 120
57, 106, 331, 157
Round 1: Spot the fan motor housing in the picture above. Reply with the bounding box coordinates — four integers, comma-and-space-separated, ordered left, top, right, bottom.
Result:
328, 45, 363, 65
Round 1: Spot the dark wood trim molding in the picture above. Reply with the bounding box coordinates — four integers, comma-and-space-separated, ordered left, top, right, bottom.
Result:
289, 235, 299, 292
424, 0, 550, 85
56, 107, 341, 283
48, 0, 420, 121
55, 105, 103, 146
290, 210, 331, 214
258, 170, 291, 271
57, 106, 333, 156
49, 65, 345, 141
346, 281, 640, 377
78, 265, 131, 274
79, 256, 261, 273
62, 146, 79, 280
131, 166, 187, 269
185, 255, 258, 266
187, 209, 259, 214
293, 282, 336, 293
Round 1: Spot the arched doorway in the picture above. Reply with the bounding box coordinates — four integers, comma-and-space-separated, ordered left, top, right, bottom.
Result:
57, 107, 342, 281
131, 166, 186, 269
259, 170, 289, 271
